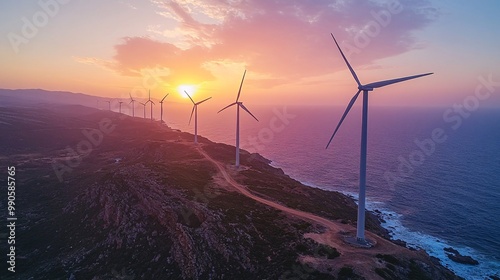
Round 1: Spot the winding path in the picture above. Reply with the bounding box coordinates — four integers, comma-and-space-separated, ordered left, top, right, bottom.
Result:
195, 144, 418, 278
197, 146, 345, 241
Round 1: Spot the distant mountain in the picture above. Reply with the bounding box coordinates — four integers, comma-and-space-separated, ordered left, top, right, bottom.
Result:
0, 88, 101, 108
0, 103, 460, 279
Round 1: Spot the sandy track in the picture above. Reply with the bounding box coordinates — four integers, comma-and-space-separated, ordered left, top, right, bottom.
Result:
196, 145, 418, 278
196, 145, 347, 247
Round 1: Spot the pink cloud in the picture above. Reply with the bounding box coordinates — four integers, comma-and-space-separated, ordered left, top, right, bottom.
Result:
111, 37, 214, 84
100, 0, 439, 87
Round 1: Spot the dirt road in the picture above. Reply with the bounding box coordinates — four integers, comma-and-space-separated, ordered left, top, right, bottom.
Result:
196, 145, 419, 279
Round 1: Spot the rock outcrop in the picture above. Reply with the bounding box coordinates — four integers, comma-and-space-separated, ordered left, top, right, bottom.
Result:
444, 247, 479, 265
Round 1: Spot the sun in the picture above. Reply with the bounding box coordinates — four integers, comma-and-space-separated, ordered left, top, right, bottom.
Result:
177, 85, 197, 98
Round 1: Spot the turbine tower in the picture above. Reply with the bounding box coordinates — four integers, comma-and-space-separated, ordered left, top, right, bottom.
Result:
118, 101, 124, 114
160, 93, 169, 123
218, 70, 259, 168
105, 100, 111, 111
185, 91, 211, 144
129, 93, 136, 117
145, 90, 155, 121
326, 34, 433, 245
139, 102, 146, 118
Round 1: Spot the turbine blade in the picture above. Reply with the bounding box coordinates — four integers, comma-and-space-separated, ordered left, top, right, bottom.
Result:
364, 73, 434, 89
184, 91, 195, 104
189, 105, 195, 125
331, 34, 362, 87
217, 102, 237, 113
196, 97, 212, 105
326, 90, 361, 149
129, 100, 133, 104
240, 103, 259, 122
236, 70, 247, 102
160, 94, 169, 102
129, 92, 133, 100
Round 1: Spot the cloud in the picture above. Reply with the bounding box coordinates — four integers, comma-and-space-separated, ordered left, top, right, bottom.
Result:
73, 56, 116, 70
111, 37, 215, 85
83, 0, 439, 87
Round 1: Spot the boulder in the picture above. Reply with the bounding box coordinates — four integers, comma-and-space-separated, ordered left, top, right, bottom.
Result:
444, 247, 479, 265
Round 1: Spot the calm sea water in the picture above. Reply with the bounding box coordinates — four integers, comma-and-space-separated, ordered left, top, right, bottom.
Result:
132, 103, 500, 279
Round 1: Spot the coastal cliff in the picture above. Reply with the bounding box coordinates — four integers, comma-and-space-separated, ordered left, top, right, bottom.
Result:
0, 104, 461, 279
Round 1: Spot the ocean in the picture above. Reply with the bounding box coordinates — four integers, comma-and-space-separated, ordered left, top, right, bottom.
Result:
128, 103, 500, 279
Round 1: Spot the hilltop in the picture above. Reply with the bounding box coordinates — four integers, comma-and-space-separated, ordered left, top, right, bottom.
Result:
0, 102, 460, 279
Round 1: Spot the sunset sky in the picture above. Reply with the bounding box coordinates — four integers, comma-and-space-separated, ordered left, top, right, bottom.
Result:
1, 0, 499, 107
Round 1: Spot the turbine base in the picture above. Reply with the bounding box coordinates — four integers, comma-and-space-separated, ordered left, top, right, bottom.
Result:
342, 235, 376, 248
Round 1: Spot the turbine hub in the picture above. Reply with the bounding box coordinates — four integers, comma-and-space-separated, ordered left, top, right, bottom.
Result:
358, 85, 373, 91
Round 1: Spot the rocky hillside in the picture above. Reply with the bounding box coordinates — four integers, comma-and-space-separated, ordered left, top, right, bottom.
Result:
0, 104, 460, 279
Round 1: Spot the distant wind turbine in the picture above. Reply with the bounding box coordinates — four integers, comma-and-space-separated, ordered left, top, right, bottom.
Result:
326, 34, 433, 245
129, 93, 136, 117
186, 91, 211, 144
159, 93, 169, 123
118, 101, 124, 114
139, 102, 146, 118
218, 70, 259, 168
145, 90, 155, 121
105, 100, 111, 111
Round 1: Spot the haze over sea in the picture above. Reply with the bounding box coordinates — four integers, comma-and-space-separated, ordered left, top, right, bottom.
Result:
125, 103, 500, 279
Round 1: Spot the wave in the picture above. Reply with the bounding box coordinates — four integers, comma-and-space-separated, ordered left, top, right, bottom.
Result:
375, 205, 500, 280
287, 176, 500, 280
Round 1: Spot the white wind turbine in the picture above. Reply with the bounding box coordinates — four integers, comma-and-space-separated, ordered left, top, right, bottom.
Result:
185, 91, 211, 144
118, 100, 124, 114
145, 90, 155, 120
218, 70, 259, 168
129, 93, 136, 117
326, 34, 433, 245
139, 102, 146, 118
160, 93, 169, 124
105, 100, 111, 111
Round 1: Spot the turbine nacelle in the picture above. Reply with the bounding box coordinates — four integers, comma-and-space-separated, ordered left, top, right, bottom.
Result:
359, 85, 374, 92
327, 33, 433, 243
218, 71, 258, 121
160, 93, 169, 103
330, 33, 433, 96
146, 90, 155, 105
184, 91, 211, 125
218, 70, 259, 167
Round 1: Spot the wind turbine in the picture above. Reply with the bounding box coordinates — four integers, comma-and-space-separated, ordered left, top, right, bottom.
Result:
118, 101, 124, 114
218, 70, 259, 168
105, 100, 111, 111
185, 91, 211, 144
145, 90, 155, 120
129, 93, 136, 117
139, 102, 146, 118
159, 93, 169, 123
326, 34, 433, 245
